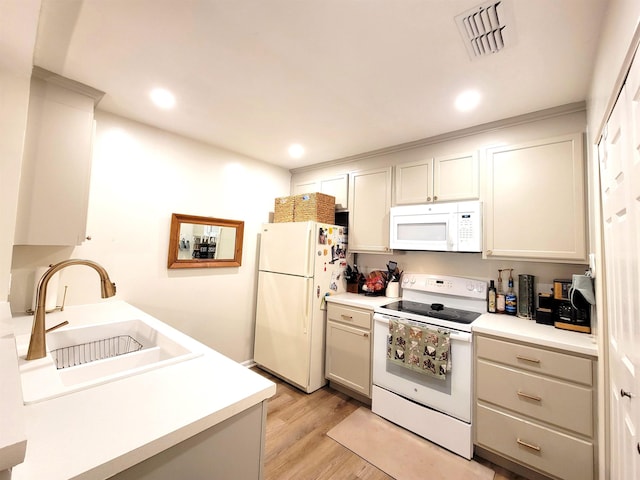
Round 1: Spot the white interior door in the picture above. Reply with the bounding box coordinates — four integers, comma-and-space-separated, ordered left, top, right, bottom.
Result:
254, 271, 313, 389
599, 52, 640, 479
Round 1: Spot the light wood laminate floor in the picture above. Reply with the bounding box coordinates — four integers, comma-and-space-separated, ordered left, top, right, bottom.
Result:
254, 367, 528, 480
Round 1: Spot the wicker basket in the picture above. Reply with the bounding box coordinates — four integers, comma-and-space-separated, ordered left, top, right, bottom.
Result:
294, 193, 335, 224
274, 192, 336, 224
274, 196, 295, 222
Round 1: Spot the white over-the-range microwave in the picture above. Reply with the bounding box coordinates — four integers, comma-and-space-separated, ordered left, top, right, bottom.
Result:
389, 200, 482, 252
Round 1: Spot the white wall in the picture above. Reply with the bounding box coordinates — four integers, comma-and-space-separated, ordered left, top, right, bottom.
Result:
11, 111, 291, 362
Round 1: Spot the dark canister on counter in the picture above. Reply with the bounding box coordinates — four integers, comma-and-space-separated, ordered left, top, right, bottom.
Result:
517, 274, 535, 319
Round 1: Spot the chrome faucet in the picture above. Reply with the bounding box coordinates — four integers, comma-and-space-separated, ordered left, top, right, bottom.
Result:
26, 259, 117, 360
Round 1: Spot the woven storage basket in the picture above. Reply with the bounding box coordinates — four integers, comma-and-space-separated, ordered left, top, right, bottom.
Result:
294, 192, 335, 224
274, 196, 295, 222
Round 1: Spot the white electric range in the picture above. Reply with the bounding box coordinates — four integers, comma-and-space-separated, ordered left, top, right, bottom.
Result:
372, 273, 487, 460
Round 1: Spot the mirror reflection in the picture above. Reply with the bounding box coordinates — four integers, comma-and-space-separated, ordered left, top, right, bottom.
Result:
168, 213, 244, 269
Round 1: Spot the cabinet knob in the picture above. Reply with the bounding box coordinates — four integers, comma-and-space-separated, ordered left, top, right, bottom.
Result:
427, 197, 431, 202
621, 389, 633, 399
85, 236, 92, 241
433, 195, 438, 201
363, 333, 369, 338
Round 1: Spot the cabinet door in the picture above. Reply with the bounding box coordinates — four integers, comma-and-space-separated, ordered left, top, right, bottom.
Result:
15, 74, 98, 246
348, 167, 392, 252
433, 151, 479, 202
293, 174, 348, 209
394, 158, 433, 205
484, 133, 587, 262
326, 320, 371, 397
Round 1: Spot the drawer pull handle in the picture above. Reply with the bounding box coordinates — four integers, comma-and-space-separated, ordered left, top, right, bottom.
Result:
517, 438, 541, 452
517, 390, 542, 402
621, 389, 633, 399
363, 333, 369, 338
341, 315, 353, 321
516, 355, 541, 364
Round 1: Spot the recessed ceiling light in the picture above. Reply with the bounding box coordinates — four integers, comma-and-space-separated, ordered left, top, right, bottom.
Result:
288, 144, 305, 159
455, 89, 481, 112
150, 88, 176, 109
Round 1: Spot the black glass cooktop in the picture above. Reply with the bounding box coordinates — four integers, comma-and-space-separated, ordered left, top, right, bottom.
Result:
381, 300, 481, 324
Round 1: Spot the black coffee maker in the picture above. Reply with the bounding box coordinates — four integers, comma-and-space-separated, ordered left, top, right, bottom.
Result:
551, 279, 591, 334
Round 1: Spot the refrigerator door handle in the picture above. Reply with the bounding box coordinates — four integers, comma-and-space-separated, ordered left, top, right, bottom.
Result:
303, 280, 311, 334
305, 224, 313, 276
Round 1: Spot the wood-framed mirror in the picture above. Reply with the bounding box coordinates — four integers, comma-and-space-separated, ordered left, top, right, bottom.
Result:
168, 213, 244, 269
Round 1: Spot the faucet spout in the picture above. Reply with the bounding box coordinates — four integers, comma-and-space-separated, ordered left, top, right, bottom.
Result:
26, 259, 117, 361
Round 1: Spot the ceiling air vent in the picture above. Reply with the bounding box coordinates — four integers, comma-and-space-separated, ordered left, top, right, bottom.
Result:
455, 1, 513, 60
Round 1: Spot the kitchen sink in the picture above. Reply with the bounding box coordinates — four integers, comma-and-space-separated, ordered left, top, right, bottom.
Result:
16, 318, 202, 404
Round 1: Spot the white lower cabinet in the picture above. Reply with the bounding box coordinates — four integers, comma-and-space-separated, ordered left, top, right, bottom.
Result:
325, 303, 372, 398
474, 335, 597, 480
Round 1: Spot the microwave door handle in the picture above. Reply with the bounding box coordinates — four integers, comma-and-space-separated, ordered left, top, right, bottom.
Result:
448, 214, 456, 251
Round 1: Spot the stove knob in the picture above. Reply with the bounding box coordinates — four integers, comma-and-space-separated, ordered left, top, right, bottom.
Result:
431, 303, 444, 311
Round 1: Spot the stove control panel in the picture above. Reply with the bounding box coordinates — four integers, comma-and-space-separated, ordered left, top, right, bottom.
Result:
401, 273, 486, 299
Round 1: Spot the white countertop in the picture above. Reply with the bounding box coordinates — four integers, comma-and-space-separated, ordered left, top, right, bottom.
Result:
3, 301, 276, 480
327, 293, 598, 357
473, 313, 598, 357
0, 302, 27, 472
325, 292, 393, 310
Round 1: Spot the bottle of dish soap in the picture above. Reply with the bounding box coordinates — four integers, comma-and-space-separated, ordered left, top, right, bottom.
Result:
488, 280, 497, 313
505, 269, 517, 315
496, 270, 505, 314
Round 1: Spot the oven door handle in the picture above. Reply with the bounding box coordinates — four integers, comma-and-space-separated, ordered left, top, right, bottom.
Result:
374, 314, 472, 343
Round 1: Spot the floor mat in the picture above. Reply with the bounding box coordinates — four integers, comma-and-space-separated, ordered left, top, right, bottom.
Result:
327, 407, 495, 480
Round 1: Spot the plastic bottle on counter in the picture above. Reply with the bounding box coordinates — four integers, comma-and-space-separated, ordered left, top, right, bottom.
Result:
487, 280, 497, 313
505, 269, 517, 315
496, 269, 506, 314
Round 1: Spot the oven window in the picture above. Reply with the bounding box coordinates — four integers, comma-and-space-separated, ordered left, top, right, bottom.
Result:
397, 222, 447, 242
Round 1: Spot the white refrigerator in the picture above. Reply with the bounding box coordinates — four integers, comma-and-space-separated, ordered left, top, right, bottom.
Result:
254, 221, 348, 393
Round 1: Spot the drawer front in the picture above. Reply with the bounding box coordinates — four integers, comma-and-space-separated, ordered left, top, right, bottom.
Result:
476, 360, 593, 437
476, 404, 593, 480
476, 335, 593, 386
327, 304, 371, 329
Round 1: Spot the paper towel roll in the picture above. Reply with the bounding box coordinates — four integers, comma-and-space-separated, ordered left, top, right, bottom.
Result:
32, 266, 59, 312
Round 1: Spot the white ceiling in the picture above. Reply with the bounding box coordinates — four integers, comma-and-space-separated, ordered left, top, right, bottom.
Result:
33, 0, 609, 169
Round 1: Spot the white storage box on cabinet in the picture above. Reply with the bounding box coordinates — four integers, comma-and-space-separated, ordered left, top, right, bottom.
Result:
474, 334, 597, 480
325, 303, 373, 398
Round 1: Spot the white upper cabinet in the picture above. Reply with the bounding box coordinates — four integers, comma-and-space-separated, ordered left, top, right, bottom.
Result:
484, 133, 587, 262
14, 68, 103, 246
348, 167, 392, 253
293, 173, 348, 210
394, 151, 479, 205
